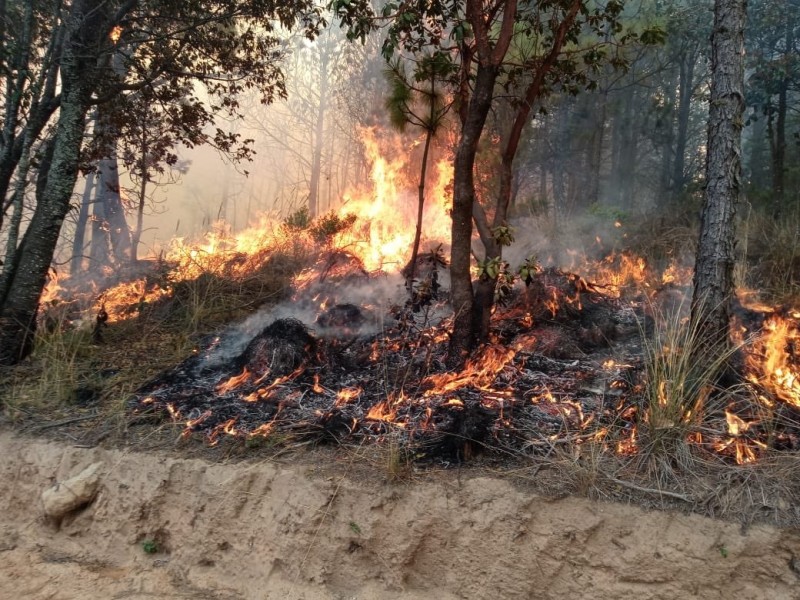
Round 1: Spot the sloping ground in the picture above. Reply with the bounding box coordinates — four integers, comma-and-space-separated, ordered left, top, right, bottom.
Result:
0, 432, 798, 600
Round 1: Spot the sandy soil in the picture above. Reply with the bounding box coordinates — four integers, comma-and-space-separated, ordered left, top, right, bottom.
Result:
0, 431, 799, 600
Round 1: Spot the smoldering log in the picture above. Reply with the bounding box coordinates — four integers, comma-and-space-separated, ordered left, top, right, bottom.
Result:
237, 318, 317, 375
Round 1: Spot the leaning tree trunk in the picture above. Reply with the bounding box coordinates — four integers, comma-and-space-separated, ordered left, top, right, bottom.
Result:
448, 63, 499, 367
0, 0, 108, 365
470, 0, 581, 343
0, 94, 91, 364
690, 0, 746, 361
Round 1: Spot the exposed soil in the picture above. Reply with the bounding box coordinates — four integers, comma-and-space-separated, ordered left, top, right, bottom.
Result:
1, 431, 799, 599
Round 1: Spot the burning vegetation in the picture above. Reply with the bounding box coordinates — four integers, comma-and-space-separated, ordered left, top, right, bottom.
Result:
28, 133, 800, 473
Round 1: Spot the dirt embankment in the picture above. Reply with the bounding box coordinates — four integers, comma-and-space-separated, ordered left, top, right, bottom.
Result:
0, 432, 798, 600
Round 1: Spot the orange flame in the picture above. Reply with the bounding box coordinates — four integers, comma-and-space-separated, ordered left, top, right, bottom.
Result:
423, 345, 516, 396
325, 128, 453, 272
335, 387, 362, 406
366, 393, 406, 423
216, 367, 251, 394
747, 315, 800, 407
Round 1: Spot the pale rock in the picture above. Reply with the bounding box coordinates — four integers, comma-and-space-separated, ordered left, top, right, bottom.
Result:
41, 461, 103, 520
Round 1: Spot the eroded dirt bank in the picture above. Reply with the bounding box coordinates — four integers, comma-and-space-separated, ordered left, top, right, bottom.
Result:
0, 432, 798, 600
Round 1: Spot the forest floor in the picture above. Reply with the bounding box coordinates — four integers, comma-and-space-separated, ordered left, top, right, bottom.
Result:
1, 429, 799, 600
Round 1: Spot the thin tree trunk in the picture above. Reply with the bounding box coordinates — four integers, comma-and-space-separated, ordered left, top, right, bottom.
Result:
308, 52, 329, 219
449, 63, 499, 366
132, 171, 147, 263
470, 0, 581, 342
407, 125, 434, 287
658, 70, 678, 200
672, 49, 696, 199
71, 172, 95, 274
771, 18, 791, 216
97, 154, 132, 264
406, 73, 437, 290
691, 0, 746, 360
0, 134, 36, 300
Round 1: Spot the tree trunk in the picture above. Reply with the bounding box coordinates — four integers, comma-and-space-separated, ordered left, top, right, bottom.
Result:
0, 0, 109, 365
0, 0, 63, 223
407, 122, 434, 289
657, 69, 678, 200
771, 70, 788, 216
71, 172, 95, 273
470, 0, 581, 342
672, 48, 696, 199
308, 51, 329, 220
0, 132, 37, 295
587, 90, 607, 207
690, 0, 746, 360
132, 170, 147, 263
448, 63, 499, 367
97, 154, 132, 264
0, 93, 91, 364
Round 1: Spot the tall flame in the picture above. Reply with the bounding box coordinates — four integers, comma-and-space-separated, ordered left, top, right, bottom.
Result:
747, 315, 800, 407
329, 128, 453, 272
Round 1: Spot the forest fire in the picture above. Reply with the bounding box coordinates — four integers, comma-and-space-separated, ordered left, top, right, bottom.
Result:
32, 134, 800, 468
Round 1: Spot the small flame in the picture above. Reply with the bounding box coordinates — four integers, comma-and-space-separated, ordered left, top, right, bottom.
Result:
312, 374, 325, 394
366, 394, 406, 423
335, 386, 362, 406
216, 367, 251, 394
725, 409, 751, 436
616, 425, 638, 455
186, 409, 212, 429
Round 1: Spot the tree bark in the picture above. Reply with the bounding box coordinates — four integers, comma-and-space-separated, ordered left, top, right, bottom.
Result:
449, 63, 499, 366
470, 0, 581, 343
447, 0, 518, 367
97, 154, 133, 263
407, 115, 434, 288
690, 0, 746, 360
0, 0, 113, 365
308, 49, 329, 219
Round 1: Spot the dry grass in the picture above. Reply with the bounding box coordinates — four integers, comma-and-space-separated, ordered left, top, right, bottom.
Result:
633, 299, 739, 467
742, 209, 800, 300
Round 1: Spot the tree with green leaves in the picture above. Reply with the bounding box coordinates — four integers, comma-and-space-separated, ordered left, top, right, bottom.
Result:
334, 0, 662, 366
0, 0, 325, 365
384, 54, 452, 292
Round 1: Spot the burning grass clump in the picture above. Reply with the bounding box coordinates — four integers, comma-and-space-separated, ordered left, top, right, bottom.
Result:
630, 301, 743, 478
2, 216, 322, 420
